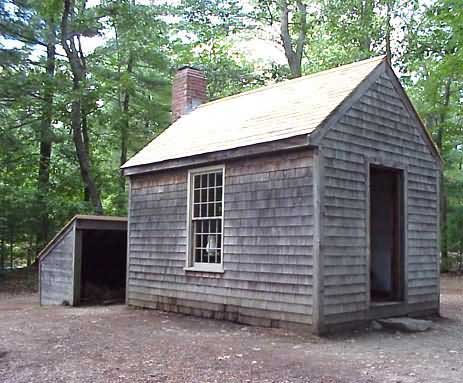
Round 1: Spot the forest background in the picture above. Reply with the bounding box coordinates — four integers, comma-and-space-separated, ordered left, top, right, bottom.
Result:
0, 0, 461, 271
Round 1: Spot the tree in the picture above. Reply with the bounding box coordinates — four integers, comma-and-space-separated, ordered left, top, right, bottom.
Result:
93, 0, 171, 198
254, 0, 311, 78
60, 0, 103, 214
405, 0, 463, 260
279, 0, 307, 78
175, 0, 266, 98
0, 0, 62, 251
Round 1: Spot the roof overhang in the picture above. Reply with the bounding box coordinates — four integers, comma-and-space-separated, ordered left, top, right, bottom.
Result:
37, 215, 127, 261
122, 56, 442, 176
122, 134, 317, 176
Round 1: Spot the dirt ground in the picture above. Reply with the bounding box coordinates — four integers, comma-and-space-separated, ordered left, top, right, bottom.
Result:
0, 276, 461, 383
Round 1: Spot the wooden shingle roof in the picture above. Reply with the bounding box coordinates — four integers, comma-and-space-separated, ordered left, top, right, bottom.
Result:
122, 56, 386, 170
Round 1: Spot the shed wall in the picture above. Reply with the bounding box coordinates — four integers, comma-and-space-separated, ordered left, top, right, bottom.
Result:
320, 72, 440, 324
40, 225, 75, 305
127, 150, 314, 326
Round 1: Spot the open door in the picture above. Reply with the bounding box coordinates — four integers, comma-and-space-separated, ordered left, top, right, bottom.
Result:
370, 165, 404, 302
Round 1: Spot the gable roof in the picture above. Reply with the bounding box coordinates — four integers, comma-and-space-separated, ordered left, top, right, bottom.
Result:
122, 56, 439, 172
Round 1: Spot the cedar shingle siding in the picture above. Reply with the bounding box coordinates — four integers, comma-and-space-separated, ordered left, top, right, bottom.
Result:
124, 57, 441, 333
128, 151, 314, 326
40, 226, 75, 305
320, 72, 439, 325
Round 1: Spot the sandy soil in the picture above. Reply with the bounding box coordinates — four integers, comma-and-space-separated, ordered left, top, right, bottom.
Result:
0, 276, 461, 383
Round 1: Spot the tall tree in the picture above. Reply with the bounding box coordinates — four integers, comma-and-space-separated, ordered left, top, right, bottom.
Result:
175, 0, 265, 98
0, 0, 61, 250
92, 0, 171, 201
36, 17, 57, 247
279, 0, 307, 78
255, 0, 311, 78
405, 0, 463, 261
60, 0, 103, 214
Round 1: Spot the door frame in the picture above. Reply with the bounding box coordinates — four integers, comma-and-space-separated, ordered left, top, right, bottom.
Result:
366, 158, 408, 308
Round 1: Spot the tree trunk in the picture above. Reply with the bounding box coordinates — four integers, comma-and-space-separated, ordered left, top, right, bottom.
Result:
36, 21, 56, 248
61, 0, 103, 214
0, 236, 5, 271
72, 97, 103, 213
359, 0, 374, 55
119, 53, 133, 193
81, 107, 91, 202
438, 78, 451, 259
279, 0, 307, 78
9, 229, 14, 270
385, 1, 392, 63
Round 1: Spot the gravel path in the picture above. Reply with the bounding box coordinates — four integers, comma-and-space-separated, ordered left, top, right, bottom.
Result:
0, 276, 461, 383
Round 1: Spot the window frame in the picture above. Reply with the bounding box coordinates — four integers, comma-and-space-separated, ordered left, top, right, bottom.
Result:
185, 164, 225, 273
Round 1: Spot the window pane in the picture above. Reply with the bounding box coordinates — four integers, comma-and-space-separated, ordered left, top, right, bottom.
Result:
201, 174, 208, 187
201, 203, 207, 217
194, 175, 200, 189
208, 173, 216, 187
201, 188, 207, 203
209, 188, 215, 202
207, 203, 215, 217
194, 189, 200, 203
203, 220, 209, 233
216, 203, 222, 216
195, 248, 201, 263
210, 219, 216, 233
194, 204, 199, 217
196, 221, 202, 233
216, 173, 222, 186
216, 187, 222, 201
201, 234, 208, 248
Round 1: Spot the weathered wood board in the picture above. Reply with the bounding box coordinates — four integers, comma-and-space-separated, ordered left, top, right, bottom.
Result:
40, 224, 75, 305
127, 150, 314, 325
319, 71, 440, 325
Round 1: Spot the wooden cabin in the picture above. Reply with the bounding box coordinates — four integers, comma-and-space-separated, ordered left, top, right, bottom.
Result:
121, 57, 441, 334
38, 215, 127, 306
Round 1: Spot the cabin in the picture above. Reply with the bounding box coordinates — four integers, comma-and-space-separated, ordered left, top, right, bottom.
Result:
38, 215, 127, 306
121, 56, 441, 334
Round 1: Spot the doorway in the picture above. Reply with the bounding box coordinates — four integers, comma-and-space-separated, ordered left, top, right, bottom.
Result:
369, 165, 404, 302
79, 229, 127, 305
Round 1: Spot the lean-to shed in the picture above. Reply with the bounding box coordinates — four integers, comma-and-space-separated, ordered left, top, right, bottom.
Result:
122, 56, 441, 334
38, 215, 127, 306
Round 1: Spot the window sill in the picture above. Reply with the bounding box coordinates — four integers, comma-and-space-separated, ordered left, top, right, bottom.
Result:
184, 265, 224, 274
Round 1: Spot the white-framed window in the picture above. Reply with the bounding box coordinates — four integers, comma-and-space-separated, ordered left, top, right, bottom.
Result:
185, 165, 224, 272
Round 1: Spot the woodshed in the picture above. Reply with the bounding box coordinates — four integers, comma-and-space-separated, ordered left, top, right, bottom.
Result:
121, 56, 442, 334
38, 215, 127, 306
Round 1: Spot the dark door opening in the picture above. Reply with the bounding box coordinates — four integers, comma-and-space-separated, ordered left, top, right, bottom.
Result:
370, 165, 404, 302
80, 229, 127, 304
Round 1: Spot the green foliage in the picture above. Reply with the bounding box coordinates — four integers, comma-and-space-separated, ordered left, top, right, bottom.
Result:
404, 0, 463, 259
1, 0, 463, 268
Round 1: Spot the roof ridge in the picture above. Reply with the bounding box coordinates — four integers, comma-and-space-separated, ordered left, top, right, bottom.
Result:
198, 55, 386, 109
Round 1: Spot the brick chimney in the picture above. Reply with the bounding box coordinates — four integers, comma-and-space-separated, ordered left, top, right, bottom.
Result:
171, 66, 207, 122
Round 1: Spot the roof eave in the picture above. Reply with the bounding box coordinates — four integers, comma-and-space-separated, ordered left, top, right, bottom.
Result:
122, 135, 317, 176
37, 215, 128, 261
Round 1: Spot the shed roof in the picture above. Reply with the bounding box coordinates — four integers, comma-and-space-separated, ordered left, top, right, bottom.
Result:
37, 215, 127, 261
122, 56, 388, 170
